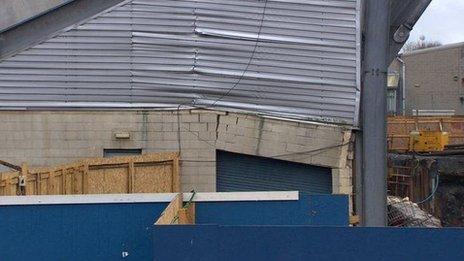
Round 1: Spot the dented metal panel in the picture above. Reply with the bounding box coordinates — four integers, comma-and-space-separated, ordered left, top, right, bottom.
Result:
0, 0, 361, 125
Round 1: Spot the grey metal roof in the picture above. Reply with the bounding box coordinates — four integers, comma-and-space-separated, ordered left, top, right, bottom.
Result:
388, 0, 432, 62
0, 0, 73, 33
1, 0, 361, 125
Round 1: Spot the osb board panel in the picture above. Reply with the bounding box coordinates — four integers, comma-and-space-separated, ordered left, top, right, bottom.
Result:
25, 177, 37, 195
39, 174, 51, 195
71, 169, 84, 194
178, 202, 195, 225
87, 166, 129, 194
133, 163, 173, 193
0, 152, 180, 196
1, 177, 18, 196
49, 171, 64, 195
64, 173, 73, 195
155, 194, 183, 225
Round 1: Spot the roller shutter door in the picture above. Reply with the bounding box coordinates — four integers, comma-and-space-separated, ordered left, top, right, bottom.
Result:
216, 150, 332, 194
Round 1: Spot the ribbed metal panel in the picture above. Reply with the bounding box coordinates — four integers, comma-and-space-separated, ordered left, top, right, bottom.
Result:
0, 0, 360, 125
216, 151, 332, 194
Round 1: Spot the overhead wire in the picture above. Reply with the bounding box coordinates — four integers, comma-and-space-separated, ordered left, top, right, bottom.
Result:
174, 0, 349, 165
202, 0, 269, 109
271, 142, 351, 158
179, 141, 352, 164
415, 174, 439, 205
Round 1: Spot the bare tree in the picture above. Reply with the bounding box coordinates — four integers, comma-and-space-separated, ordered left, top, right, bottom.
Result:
402, 36, 442, 53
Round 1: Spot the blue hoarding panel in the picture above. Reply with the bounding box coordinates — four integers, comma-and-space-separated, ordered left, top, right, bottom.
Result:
153, 226, 464, 261
197, 194, 348, 226
0, 203, 167, 261
0, 194, 347, 260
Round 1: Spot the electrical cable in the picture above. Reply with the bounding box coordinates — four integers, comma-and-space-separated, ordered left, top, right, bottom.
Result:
179, 142, 351, 164
181, 160, 216, 163
176, 103, 183, 153
415, 173, 439, 205
271, 142, 351, 158
183, 190, 196, 208
204, 0, 268, 109
407, 154, 439, 205
175, 0, 269, 157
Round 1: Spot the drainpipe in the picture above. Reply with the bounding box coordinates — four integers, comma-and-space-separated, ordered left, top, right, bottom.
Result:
397, 57, 406, 116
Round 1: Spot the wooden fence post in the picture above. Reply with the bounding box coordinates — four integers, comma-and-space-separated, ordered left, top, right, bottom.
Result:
82, 163, 89, 194
19, 163, 28, 195
172, 155, 180, 192
128, 161, 134, 193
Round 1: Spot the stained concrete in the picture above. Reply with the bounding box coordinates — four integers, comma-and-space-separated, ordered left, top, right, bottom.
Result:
0, 110, 353, 198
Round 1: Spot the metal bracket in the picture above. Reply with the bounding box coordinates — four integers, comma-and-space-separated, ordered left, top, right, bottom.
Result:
364, 69, 388, 76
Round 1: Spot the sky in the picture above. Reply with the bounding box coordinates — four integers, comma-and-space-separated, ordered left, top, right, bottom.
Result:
409, 0, 464, 45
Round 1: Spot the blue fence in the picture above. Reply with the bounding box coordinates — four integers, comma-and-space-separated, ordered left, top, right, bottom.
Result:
0, 202, 167, 261
153, 225, 464, 261
0, 194, 347, 260
197, 194, 348, 226
2, 193, 464, 260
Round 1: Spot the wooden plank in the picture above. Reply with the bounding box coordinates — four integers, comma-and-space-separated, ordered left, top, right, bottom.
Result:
50, 169, 63, 195
172, 155, 180, 192
3, 176, 11, 196
40, 172, 50, 195
128, 161, 134, 193
70, 165, 81, 194
178, 202, 195, 225
349, 215, 360, 225
18, 163, 28, 196
36, 173, 41, 195
0, 179, 5, 195
61, 168, 66, 194
155, 193, 183, 225
0, 152, 180, 196
82, 163, 89, 194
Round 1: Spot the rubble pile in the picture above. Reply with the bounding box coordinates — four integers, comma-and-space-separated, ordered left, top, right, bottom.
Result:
387, 196, 442, 228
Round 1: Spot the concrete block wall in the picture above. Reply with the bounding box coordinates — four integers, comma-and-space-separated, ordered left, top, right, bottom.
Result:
0, 110, 353, 199
403, 45, 464, 115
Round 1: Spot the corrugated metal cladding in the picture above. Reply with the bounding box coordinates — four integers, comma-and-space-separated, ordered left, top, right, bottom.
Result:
0, 0, 361, 125
216, 151, 332, 194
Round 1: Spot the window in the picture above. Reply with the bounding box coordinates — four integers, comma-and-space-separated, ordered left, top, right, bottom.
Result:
103, 149, 142, 158
387, 89, 397, 115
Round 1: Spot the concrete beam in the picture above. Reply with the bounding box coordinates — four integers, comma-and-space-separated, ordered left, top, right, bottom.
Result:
0, 0, 126, 60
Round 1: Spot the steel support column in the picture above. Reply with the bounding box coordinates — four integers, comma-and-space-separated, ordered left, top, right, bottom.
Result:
361, 0, 391, 226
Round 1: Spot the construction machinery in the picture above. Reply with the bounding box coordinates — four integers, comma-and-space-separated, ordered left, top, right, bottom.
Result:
409, 131, 450, 152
